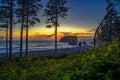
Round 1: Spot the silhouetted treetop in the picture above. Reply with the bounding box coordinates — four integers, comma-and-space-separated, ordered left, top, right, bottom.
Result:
43, 0, 69, 25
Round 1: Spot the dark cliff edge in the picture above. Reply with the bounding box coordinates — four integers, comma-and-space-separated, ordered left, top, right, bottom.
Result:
59, 36, 78, 45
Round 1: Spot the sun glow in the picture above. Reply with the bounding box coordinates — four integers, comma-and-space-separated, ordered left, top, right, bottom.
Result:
11, 24, 94, 40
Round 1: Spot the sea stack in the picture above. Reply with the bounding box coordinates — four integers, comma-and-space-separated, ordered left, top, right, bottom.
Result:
59, 36, 78, 45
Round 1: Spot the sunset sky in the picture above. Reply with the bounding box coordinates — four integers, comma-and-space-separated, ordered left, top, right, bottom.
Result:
1, 0, 109, 40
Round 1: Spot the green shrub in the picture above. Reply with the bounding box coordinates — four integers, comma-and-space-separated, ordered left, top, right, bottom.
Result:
0, 40, 120, 80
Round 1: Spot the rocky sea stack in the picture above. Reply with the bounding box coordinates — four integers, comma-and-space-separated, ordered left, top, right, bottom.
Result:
59, 36, 78, 45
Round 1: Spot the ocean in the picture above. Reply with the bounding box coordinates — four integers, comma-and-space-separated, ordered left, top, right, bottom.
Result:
0, 40, 77, 55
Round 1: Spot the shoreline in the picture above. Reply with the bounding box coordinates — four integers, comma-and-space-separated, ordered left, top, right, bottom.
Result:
0, 46, 92, 57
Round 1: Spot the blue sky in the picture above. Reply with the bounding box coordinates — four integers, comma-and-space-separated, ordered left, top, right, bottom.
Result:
33, 0, 107, 33
26, 0, 109, 39
63, 0, 107, 29
1, 0, 114, 39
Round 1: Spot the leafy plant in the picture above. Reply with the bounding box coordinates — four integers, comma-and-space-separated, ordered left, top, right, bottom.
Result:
0, 40, 120, 80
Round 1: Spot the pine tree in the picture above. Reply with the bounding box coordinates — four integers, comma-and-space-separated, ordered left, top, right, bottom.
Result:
16, 0, 26, 57
0, 0, 15, 60
43, 0, 69, 54
94, 0, 120, 47
0, 2, 9, 57
24, 0, 42, 56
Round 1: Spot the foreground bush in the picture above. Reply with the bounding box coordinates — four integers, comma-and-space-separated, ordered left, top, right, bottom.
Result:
0, 41, 120, 80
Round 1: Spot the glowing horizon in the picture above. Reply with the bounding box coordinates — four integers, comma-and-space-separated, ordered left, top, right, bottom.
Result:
0, 0, 106, 40
10, 24, 94, 40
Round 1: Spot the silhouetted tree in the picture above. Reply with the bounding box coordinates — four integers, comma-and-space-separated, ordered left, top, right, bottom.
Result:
16, 0, 26, 57
44, 0, 69, 54
5, 24, 8, 57
0, 0, 15, 60
25, 0, 42, 56
0, 24, 9, 57
0, 0, 11, 57
94, 0, 120, 47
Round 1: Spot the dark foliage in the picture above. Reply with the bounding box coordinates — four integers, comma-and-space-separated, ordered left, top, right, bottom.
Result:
0, 40, 120, 80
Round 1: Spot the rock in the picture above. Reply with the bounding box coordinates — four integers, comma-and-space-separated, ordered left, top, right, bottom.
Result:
59, 36, 78, 45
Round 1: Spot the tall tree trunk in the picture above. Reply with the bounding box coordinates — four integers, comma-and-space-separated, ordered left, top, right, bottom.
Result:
55, 23, 57, 54
55, 2, 58, 54
26, 1, 29, 56
20, 17, 24, 57
9, 0, 13, 61
26, 22, 28, 56
94, 36, 96, 47
6, 24, 8, 57
20, 2, 25, 57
